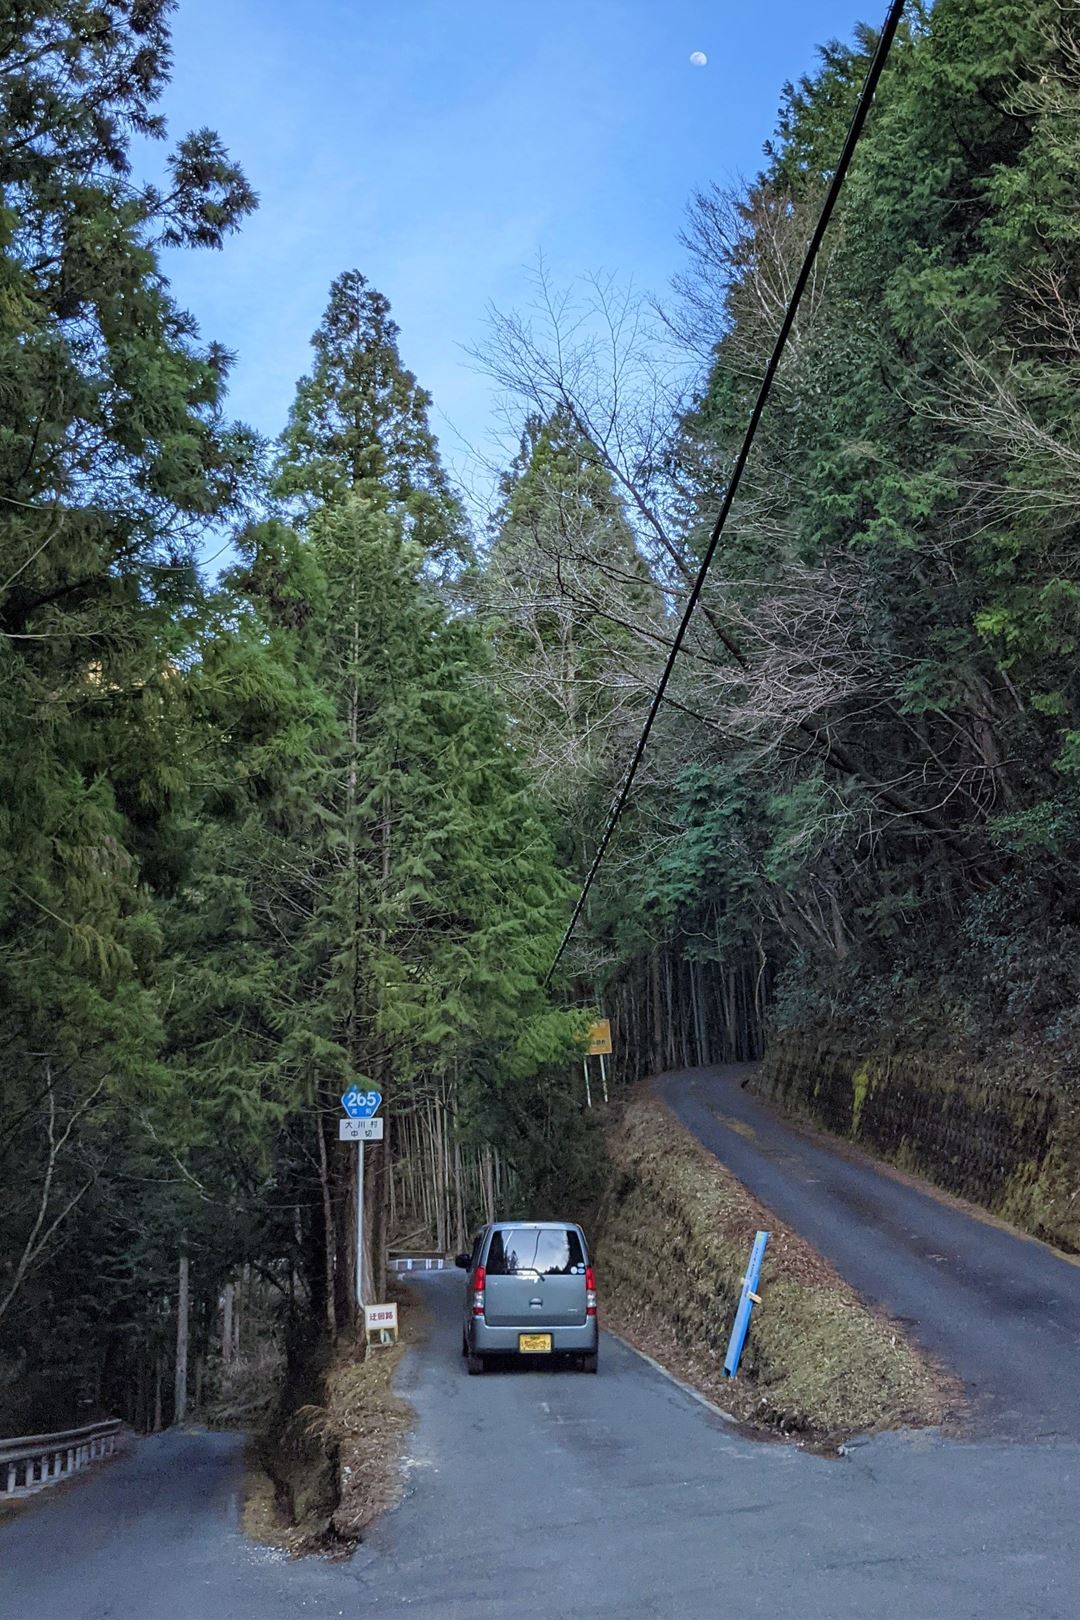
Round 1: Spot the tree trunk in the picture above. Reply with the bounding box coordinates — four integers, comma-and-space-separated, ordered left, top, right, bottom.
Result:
650, 953, 663, 1075
135, 1354, 147, 1433
174, 1250, 189, 1426
442, 1098, 453, 1251
221, 1281, 234, 1365
388, 1117, 398, 1239
690, 959, 705, 1066
368, 791, 393, 1300
453, 1138, 466, 1253
232, 1275, 243, 1361
153, 1355, 163, 1433
316, 1114, 338, 1338
482, 1145, 495, 1224
366, 1136, 382, 1307
434, 1099, 448, 1254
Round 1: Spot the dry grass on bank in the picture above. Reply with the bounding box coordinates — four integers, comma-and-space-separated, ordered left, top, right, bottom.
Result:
243, 1281, 420, 1556
597, 1096, 963, 1446
200, 1341, 285, 1431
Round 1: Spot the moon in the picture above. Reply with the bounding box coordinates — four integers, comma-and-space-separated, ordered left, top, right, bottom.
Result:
689, 50, 708, 67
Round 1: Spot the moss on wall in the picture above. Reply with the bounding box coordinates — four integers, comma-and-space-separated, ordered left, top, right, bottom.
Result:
755, 1036, 1079, 1253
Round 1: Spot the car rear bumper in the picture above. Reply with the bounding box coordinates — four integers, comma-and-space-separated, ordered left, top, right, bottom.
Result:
470, 1320, 598, 1354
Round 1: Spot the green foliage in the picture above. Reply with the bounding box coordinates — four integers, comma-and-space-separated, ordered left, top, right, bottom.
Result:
231, 273, 582, 1312
478, 406, 659, 884
0, 0, 260, 1425
276, 269, 470, 565
16, 0, 1080, 1435
299, 487, 570, 1071
750, 0, 1080, 1044
516, 0, 1080, 1076
0, 7, 580, 1430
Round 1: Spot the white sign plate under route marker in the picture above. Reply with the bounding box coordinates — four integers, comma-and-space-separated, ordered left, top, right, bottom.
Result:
339, 1117, 385, 1142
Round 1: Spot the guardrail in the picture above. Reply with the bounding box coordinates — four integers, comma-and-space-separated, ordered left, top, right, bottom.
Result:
388, 1252, 450, 1272
0, 1419, 122, 1500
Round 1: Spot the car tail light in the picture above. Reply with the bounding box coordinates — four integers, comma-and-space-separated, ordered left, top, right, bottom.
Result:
585, 1265, 597, 1318
472, 1265, 486, 1317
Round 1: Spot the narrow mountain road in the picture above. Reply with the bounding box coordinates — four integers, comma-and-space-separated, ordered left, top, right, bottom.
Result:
2, 1268, 1077, 1619
659, 1065, 1080, 1441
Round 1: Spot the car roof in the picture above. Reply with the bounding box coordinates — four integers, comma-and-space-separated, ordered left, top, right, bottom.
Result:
486, 1220, 582, 1230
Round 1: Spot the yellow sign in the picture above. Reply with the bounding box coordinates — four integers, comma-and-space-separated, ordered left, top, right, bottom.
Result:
587, 1018, 612, 1056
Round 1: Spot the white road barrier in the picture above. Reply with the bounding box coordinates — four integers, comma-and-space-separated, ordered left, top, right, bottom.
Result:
0, 1418, 122, 1499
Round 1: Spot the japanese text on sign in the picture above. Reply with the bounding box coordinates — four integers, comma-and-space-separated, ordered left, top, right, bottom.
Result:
364, 1302, 399, 1345
587, 1018, 612, 1056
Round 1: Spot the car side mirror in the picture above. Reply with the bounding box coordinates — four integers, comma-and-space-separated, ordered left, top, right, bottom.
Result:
455, 1252, 470, 1270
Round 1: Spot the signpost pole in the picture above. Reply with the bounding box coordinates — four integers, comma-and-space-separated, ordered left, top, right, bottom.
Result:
339, 1089, 383, 1313
723, 1230, 768, 1377
584, 1018, 613, 1108
355, 1140, 366, 1309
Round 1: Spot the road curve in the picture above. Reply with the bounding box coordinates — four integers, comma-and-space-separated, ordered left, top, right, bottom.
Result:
2, 1269, 1076, 1619
659, 1064, 1080, 1441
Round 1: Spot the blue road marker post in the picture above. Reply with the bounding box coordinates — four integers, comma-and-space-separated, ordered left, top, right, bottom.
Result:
723, 1230, 769, 1378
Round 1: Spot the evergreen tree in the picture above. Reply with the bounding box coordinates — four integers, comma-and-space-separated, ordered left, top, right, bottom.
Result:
545, 0, 1080, 1069
276, 269, 470, 565
0, 0, 256, 1418
481, 408, 660, 860
0, 17, 580, 1425
248, 271, 580, 1312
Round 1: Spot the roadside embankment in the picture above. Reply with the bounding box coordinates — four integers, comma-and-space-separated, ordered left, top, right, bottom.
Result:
755, 1034, 1080, 1252
594, 1095, 959, 1444
244, 1283, 417, 1555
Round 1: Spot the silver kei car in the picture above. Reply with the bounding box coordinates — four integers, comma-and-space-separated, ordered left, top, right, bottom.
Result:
456, 1221, 599, 1374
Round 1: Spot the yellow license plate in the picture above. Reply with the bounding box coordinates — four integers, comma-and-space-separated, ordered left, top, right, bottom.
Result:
518, 1333, 552, 1353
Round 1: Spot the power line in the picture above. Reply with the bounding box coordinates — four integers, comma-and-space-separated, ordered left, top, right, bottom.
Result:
545, 0, 907, 988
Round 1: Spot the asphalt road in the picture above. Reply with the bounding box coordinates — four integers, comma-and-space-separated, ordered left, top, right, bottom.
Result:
2, 1268, 1077, 1619
659, 1065, 1080, 1441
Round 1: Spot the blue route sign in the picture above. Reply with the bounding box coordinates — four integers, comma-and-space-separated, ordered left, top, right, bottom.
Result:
341, 1089, 382, 1120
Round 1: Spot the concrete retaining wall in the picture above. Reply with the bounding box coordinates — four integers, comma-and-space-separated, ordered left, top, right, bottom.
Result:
754, 1036, 1079, 1252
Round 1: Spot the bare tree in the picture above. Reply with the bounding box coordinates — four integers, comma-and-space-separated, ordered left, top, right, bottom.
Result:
475, 257, 987, 851
0, 1066, 102, 1327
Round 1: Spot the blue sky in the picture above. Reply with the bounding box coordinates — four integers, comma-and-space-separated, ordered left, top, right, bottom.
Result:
153, 0, 869, 499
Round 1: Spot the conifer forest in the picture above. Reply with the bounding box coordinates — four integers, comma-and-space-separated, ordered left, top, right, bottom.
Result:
3, 0, 1080, 1432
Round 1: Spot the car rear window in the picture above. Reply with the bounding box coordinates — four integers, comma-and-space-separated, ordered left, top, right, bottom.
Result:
485, 1227, 585, 1277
